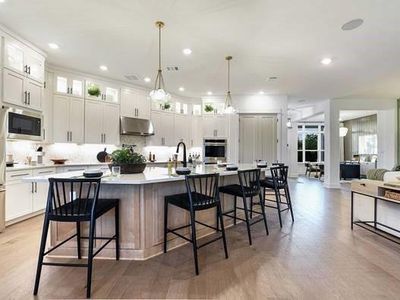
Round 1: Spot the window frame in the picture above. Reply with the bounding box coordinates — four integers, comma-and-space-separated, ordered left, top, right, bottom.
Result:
297, 123, 325, 163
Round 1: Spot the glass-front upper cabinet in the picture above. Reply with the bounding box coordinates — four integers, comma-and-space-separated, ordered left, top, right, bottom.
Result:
4, 37, 24, 73
54, 73, 84, 98
192, 104, 202, 116
105, 86, 119, 103
85, 79, 119, 103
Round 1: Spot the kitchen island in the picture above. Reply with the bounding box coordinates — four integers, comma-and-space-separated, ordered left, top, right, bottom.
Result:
25, 164, 266, 260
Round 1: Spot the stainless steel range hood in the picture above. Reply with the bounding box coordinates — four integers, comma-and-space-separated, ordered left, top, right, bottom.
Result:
120, 117, 154, 136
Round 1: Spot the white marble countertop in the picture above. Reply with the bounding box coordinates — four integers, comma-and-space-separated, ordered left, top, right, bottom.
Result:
23, 164, 267, 185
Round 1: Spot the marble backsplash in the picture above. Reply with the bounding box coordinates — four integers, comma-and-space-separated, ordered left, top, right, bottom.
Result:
6, 135, 202, 165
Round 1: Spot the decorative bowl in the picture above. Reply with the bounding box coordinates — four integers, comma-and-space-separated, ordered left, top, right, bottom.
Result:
108, 163, 146, 174
176, 167, 191, 175
51, 159, 68, 165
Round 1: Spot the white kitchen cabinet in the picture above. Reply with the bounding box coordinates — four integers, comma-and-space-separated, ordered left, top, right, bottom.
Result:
53, 95, 84, 143
85, 100, 120, 145
174, 114, 190, 144
4, 37, 24, 74
5, 180, 33, 221
202, 115, 227, 137
3, 69, 43, 110
42, 71, 54, 143
120, 88, 150, 119
54, 73, 84, 98
190, 116, 203, 147
3, 69, 24, 106
85, 79, 119, 103
3, 36, 45, 83
148, 111, 175, 146
32, 168, 55, 211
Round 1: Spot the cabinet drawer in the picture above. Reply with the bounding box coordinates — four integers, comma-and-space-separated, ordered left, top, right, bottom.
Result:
32, 168, 56, 177
6, 170, 33, 183
351, 180, 379, 196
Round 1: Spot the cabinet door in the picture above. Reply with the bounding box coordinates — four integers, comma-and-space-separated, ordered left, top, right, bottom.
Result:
202, 116, 217, 137
163, 113, 175, 146
120, 88, 137, 118
3, 69, 25, 106
54, 74, 69, 95
25, 79, 42, 110
215, 115, 228, 137
103, 103, 120, 145
174, 114, 190, 144
105, 86, 119, 103
148, 111, 166, 146
70, 78, 84, 98
25, 49, 45, 83
5, 181, 33, 221
4, 37, 24, 74
137, 92, 150, 119
32, 168, 55, 212
69, 98, 84, 143
84, 100, 103, 144
53, 95, 70, 143
190, 116, 203, 147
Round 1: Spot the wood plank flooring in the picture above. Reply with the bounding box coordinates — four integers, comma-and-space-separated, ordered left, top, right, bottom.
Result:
2, 177, 400, 299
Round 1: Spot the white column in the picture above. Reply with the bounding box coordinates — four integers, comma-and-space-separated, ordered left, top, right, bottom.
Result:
324, 100, 341, 189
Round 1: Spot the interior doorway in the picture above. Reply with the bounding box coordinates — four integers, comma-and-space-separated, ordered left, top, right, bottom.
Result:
239, 114, 277, 163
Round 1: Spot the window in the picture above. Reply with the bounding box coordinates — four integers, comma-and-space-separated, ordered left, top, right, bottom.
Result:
297, 124, 325, 163
358, 134, 377, 155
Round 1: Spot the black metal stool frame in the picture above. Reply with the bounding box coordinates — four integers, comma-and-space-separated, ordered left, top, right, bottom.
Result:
164, 173, 228, 275
219, 169, 269, 245
33, 178, 120, 298
261, 166, 294, 228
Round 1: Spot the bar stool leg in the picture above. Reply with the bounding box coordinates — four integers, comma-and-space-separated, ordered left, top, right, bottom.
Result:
217, 202, 229, 259
86, 219, 96, 298
285, 185, 294, 222
115, 203, 120, 260
189, 210, 199, 275
259, 191, 269, 235
242, 195, 253, 245
233, 196, 237, 225
76, 221, 82, 259
250, 196, 253, 219
163, 200, 169, 253
33, 215, 50, 295
274, 187, 283, 228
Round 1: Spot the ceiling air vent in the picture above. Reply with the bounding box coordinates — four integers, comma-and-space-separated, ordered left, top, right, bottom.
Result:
267, 76, 278, 81
124, 74, 139, 81
166, 66, 179, 71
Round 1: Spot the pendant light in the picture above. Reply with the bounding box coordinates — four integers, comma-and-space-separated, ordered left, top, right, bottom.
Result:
149, 21, 171, 102
224, 56, 235, 114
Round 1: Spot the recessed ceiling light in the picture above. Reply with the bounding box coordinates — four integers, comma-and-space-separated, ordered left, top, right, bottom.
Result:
144, 77, 151, 83
48, 43, 59, 49
99, 65, 108, 71
259, 91, 265, 95
182, 48, 192, 55
179, 87, 185, 92
0, 0, 6, 3
321, 58, 332, 65
207, 91, 213, 95
342, 19, 364, 31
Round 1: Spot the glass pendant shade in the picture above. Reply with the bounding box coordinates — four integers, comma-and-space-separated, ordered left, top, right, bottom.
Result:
224, 56, 235, 114
149, 88, 171, 101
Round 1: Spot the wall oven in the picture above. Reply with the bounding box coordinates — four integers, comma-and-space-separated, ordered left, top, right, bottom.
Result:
203, 138, 227, 164
7, 108, 42, 141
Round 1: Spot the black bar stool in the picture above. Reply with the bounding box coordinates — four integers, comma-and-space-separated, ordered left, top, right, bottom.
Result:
260, 165, 294, 228
164, 173, 228, 275
219, 169, 269, 245
33, 178, 120, 298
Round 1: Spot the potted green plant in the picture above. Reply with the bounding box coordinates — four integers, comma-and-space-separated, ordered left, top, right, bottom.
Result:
204, 104, 214, 113
162, 102, 171, 110
109, 148, 147, 174
87, 84, 101, 97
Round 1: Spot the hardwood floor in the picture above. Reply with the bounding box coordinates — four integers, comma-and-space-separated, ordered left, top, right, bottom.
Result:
2, 177, 400, 299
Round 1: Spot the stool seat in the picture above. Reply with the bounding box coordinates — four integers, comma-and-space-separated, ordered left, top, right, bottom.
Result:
219, 184, 259, 197
165, 192, 216, 211
49, 198, 119, 221
259, 179, 286, 189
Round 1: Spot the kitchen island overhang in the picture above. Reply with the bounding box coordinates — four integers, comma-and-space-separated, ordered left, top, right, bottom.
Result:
25, 165, 267, 260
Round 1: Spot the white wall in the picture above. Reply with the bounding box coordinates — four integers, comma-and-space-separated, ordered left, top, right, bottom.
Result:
203, 94, 289, 164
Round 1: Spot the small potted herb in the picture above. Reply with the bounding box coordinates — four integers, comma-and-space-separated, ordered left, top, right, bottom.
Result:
162, 102, 171, 110
204, 104, 214, 113
87, 84, 101, 97
109, 148, 147, 174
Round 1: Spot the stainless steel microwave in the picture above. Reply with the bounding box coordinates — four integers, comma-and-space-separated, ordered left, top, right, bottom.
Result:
7, 108, 43, 141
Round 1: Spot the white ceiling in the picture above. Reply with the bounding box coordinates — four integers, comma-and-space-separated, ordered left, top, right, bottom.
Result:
1, 0, 400, 100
